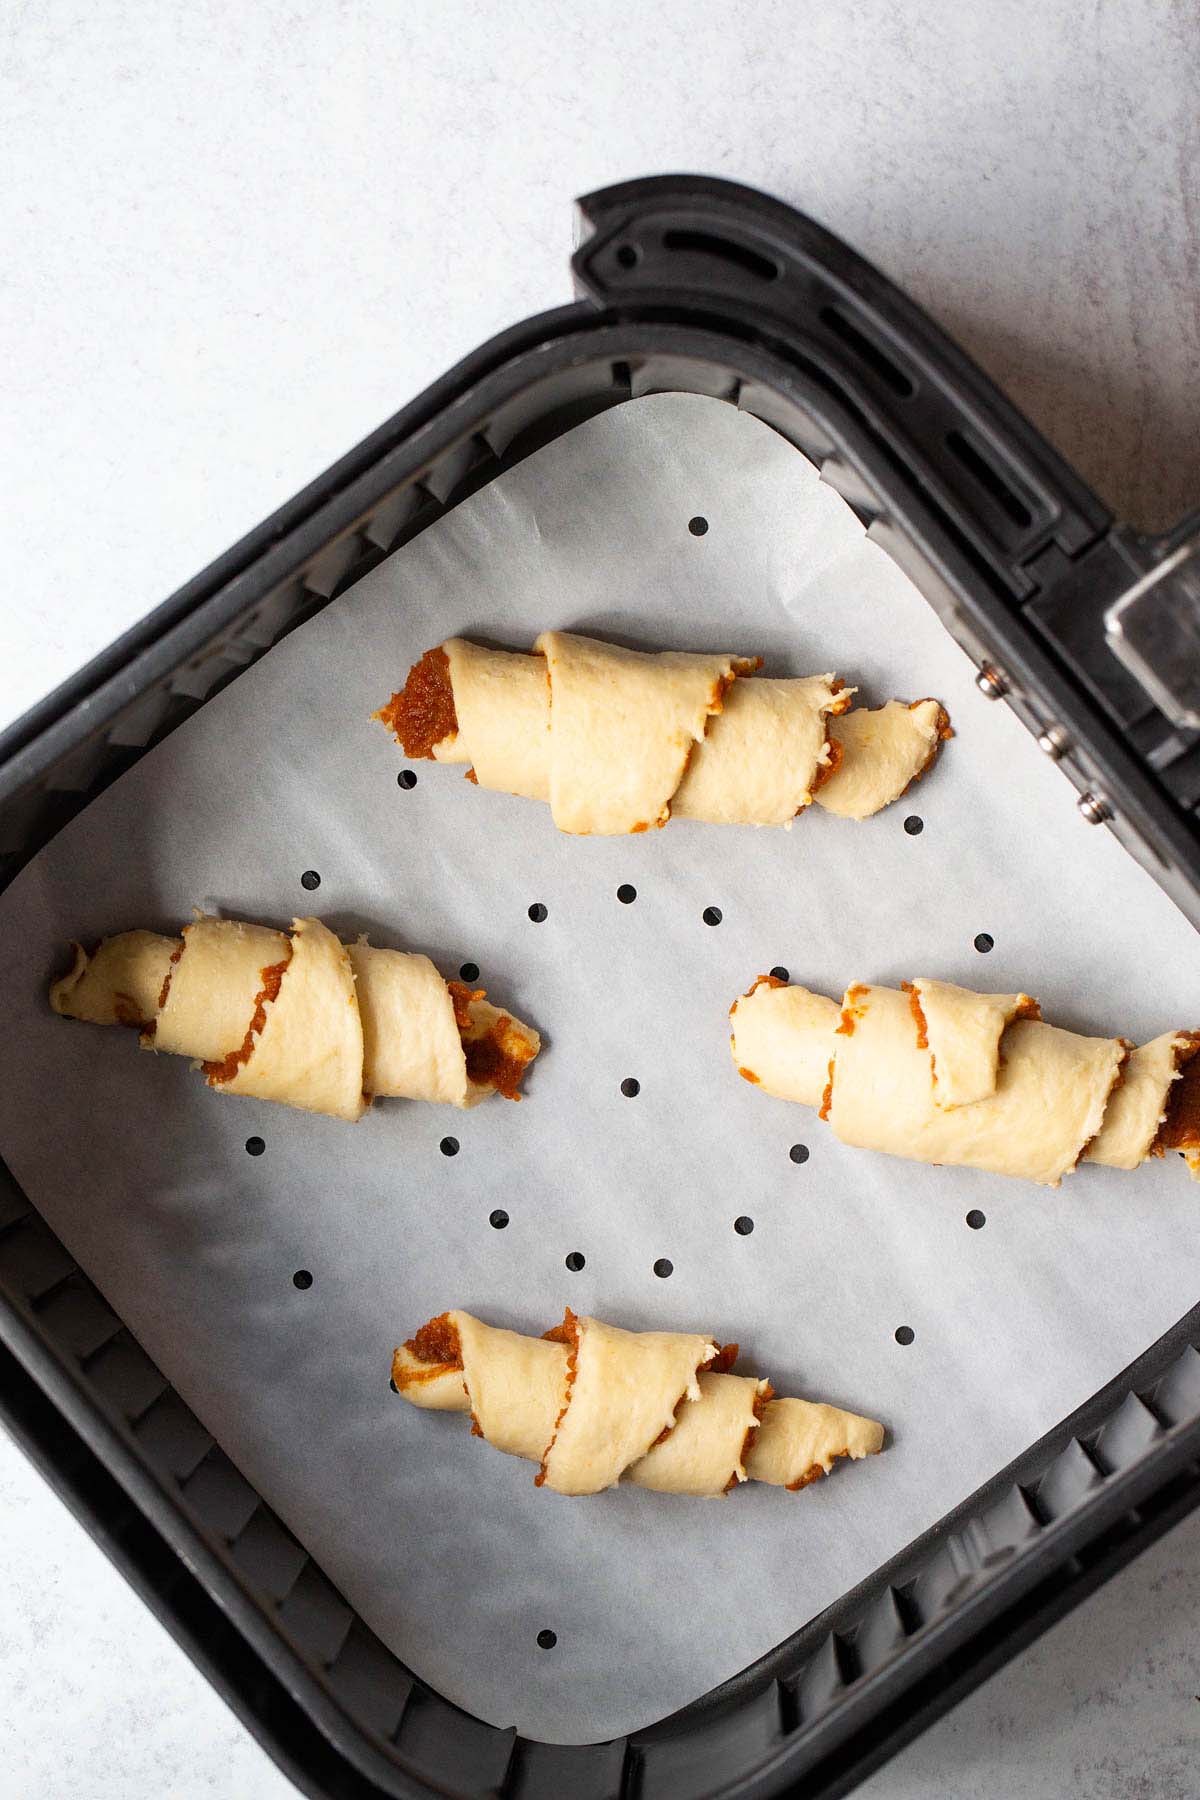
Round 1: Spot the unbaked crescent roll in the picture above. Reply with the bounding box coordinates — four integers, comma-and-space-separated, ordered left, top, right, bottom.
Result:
50, 915, 540, 1121
730, 974, 1200, 1187
393, 1309, 884, 1498
375, 633, 950, 835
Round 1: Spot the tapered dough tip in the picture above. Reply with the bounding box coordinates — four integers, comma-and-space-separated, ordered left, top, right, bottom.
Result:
48, 942, 88, 1015
815, 698, 951, 820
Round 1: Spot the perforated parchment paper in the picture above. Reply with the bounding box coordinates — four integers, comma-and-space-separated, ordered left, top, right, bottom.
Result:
1, 394, 1198, 1744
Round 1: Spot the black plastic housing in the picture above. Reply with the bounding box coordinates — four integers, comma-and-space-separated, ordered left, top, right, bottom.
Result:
2, 176, 1199, 1800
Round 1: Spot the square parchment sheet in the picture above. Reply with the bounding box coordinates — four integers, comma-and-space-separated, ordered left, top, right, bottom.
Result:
1, 394, 1197, 1743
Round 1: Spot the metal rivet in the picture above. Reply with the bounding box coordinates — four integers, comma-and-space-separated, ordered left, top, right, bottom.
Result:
1077, 792, 1111, 825
975, 665, 1008, 700
1037, 724, 1070, 759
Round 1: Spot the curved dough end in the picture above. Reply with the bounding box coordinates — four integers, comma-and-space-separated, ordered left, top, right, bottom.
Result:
814, 699, 950, 820
730, 978, 839, 1107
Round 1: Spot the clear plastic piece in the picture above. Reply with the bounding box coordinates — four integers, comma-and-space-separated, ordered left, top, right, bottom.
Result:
1106, 537, 1200, 728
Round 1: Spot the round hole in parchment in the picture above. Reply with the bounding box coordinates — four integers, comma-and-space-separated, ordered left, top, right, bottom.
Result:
974, 932, 994, 954
770, 965, 789, 982
789, 1143, 810, 1165
300, 869, 321, 891
489, 1209, 509, 1230
617, 884, 637, 904
245, 1136, 265, 1157
702, 906, 723, 927
565, 1251, 586, 1272
397, 769, 418, 790
894, 1325, 915, 1346
653, 1258, 674, 1279
620, 1077, 640, 1098
459, 961, 480, 983
440, 1136, 460, 1158
293, 1269, 313, 1290
536, 1628, 558, 1649
688, 516, 709, 536
966, 1209, 987, 1230
903, 815, 923, 836
528, 902, 548, 923
733, 1216, 754, 1236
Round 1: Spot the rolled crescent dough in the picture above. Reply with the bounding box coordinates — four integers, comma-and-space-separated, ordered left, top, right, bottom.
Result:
909, 977, 1041, 1110
730, 975, 1200, 1187
812, 699, 951, 821
50, 914, 540, 1120
394, 1309, 884, 1499
376, 633, 949, 835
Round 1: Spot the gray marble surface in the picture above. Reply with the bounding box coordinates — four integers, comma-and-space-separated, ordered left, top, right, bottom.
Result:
2, 2, 1198, 1794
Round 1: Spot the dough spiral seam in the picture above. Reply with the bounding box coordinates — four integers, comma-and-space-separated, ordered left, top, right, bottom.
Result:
730, 973, 1200, 1186
376, 632, 950, 835
394, 1308, 884, 1499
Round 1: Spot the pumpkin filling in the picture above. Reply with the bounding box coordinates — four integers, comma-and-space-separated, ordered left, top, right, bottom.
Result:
445, 979, 536, 1100
1153, 1034, 1200, 1152
535, 1309, 580, 1487
203, 954, 293, 1085
374, 645, 459, 758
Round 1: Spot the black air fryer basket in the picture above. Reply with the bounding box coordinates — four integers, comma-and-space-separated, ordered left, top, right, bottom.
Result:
3, 177, 1200, 1800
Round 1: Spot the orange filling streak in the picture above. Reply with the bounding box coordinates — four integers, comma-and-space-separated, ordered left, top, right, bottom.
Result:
731, 972, 787, 1019
447, 980, 485, 1031
787, 1450, 850, 1492
836, 983, 869, 1037
901, 981, 929, 1050
908, 700, 954, 789
708, 672, 733, 715
536, 1309, 580, 1487
373, 645, 458, 758
901, 979, 940, 1088
464, 1017, 535, 1101
203, 954, 292, 1085
405, 1313, 464, 1368
659, 658, 761, 830
811, 734, 844, 793
819, 1056, 836, 1122
1153, 1034, 1200, 1151
446, 980, 536, 1101
646, 1340, 724, 1449
725, 1378, 774, 1495
143, 940, 186, 1040
392, 1313, 466, 1392
709, 659, 762, 719
157, 942, 184, 1012
738, 1066, 761, 1085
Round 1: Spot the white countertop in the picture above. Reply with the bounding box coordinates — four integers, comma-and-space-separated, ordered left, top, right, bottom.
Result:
2, 3, 1199, 1794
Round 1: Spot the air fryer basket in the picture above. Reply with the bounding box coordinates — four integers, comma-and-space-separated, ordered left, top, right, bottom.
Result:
2, 176, 1199, 1800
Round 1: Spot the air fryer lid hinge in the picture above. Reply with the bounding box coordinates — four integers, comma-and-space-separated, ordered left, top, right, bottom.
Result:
1105, 522, 1200, 732
1023, 533, 1162, 733
1026, 521, 1200, 750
